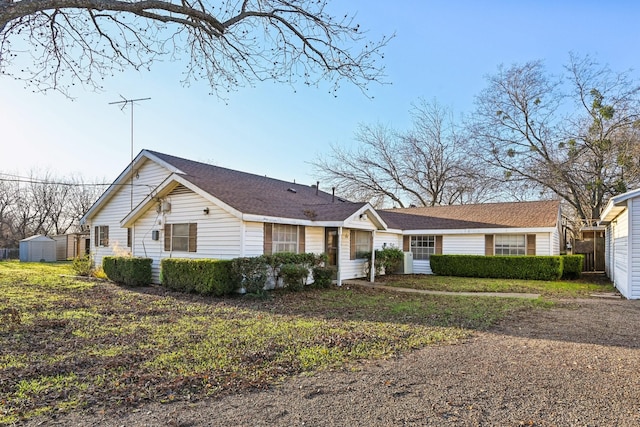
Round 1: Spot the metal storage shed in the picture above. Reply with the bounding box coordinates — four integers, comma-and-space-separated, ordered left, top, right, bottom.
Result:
19, 235, 57, 262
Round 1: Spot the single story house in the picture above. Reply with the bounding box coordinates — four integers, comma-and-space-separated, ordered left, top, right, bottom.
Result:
81, 149, 563, 284
378, 201, 563, 275
599, 188, 640, 299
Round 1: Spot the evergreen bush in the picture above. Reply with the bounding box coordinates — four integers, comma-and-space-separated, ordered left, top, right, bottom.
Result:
561, 255, 584, 279
430, 254, 563, 281
103, 256, 152, 286
160, 258, 234, 296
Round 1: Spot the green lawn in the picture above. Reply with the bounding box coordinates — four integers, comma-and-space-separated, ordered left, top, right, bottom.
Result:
376, 273, 617, 297
0, 261, 553, 424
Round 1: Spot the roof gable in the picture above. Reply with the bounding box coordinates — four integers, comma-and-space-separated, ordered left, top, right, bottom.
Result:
121, 150, 366, 223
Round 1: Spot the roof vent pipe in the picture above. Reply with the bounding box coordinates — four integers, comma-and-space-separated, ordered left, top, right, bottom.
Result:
332, 187, 335, 203
316, 181, 319, 196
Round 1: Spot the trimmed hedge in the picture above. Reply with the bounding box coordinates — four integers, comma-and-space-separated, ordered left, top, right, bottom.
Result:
103, 256, 152, 286
159, 253, 330, 296
429, 254, 563, 281
561, 255, 584, 279
160, 258, 234, 296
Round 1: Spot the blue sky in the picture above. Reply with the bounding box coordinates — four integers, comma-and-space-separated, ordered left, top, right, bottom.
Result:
2, 1, 639, 188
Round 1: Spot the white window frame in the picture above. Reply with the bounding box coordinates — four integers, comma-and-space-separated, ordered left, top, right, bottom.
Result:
164, 223, 197, 253
273, 224, 298, 254
353, 230, 372, 259
495, 234, 526, 256
97, 225, 109, 247
411, 235, 436, 260
170, 223, 190, 252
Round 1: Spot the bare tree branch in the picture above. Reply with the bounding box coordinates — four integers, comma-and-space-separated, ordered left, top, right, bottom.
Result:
0, 0, 392, 97
312, 99, 496, 207
469, 55, 640, 223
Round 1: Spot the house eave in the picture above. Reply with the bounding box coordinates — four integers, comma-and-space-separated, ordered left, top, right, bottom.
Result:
599, 200, 627, 225
345, 204, 388, 230
400, 226, 558, 235
599, 188, 640, 225
81, 150, 186, 224
121, 174, 244, 227
240, 214, 378, 229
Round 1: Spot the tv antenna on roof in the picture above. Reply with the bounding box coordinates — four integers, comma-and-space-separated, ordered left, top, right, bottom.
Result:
109, 96, 151, 209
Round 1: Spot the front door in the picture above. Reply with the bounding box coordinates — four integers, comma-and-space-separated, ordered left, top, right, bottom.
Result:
325, 228, 338, 279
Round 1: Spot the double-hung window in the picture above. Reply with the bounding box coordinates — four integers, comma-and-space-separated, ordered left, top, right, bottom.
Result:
95, 226, 109, 247
164, 223, 197, 252
350, 230, 372, 259
273, 224, 298, 253
494, 234, 526, 255
263, 223, 305, 254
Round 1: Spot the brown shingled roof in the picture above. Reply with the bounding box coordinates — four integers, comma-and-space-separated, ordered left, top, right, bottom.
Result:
379, 200, 560, 230
143, 151, 559, 230
147, 150, 365, 221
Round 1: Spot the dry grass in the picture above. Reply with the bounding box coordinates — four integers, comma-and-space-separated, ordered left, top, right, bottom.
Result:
0, 261, 551, 424
376, 273, 617, 297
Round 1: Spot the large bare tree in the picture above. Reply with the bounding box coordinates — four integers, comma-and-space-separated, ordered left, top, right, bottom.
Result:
0, 0, 390, 96
312, 99, 494, 208
469, 54, 640, 223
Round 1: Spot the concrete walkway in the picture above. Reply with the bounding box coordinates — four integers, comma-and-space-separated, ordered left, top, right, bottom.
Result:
345, 280, 541, 299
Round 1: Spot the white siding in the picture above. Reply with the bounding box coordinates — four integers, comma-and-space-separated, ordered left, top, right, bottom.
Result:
533, 233, 552, 256
132, 207, 163, 282
630, 198, 640, 298
243, 222, 264, 257
550, 228, 560, 255
443, 235, 485, 255
339, 229, 367, 280
604, 223, 612, 278
374, 232, 402, 250
89, 159, 171, 268
612, 210, 629, 297
339, 229, 401, 280
135, 186, 243, 283
305, 226, 325, 254
132, 160, 173, 207
343, 215, 378, 231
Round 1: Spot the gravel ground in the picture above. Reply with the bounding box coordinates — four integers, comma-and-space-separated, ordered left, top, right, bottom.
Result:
27, 297, 640, 427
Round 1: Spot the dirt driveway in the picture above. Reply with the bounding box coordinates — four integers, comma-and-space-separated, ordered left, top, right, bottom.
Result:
29, 298, 640, 426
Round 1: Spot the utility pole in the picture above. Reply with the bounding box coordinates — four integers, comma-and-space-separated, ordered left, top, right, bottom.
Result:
109, 96, 151, 210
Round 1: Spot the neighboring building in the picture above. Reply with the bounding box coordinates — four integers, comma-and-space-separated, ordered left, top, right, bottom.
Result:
53, 232, 90, 261
81, 149, 564, 284
19, 235, 57, 262
600, 188, 640, 299
379, 201, 563, 275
